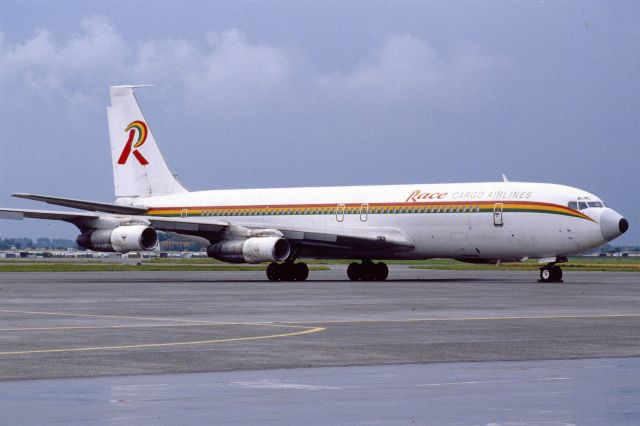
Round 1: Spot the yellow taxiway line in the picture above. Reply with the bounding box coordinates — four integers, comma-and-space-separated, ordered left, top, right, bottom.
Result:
0, 325, 325, 356
0, 323, 302, 332
0, 308, 326, 356
1, 309, 638, 356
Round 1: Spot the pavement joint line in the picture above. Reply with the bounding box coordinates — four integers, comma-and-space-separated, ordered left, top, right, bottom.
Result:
276, 313, 640, 325
0, 326, 327, 356
0, 309, 210, 323
412, 377, 572, 387
0, 309, 329, 329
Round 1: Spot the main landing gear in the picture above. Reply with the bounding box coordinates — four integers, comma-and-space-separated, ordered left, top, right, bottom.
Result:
347, 261, 389, 281
266, 261, 309, 281
539, 264, 563, 283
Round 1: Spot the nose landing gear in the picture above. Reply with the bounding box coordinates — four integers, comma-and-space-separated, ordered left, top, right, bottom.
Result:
539, 264, 563, 283
347, 261, 389, 281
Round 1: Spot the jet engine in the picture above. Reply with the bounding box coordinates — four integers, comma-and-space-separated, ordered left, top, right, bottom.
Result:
207, 237, 290, 264
77, 225, 158, 253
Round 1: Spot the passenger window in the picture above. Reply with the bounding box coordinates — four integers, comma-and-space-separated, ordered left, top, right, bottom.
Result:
568, 202, 578, 210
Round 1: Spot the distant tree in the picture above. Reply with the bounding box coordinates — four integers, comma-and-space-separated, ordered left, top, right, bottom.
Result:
37, 238, 52, 249
52, 238, 76, 249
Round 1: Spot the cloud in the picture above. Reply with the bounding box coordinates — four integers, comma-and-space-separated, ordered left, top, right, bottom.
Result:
1, 16, 126, 96
128, 28, 298, 111
313, 34, 511, 108
188, 29, 295, 102
0, 17, 510, 112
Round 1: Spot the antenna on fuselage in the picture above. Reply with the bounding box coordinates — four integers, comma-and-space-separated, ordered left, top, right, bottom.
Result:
502, 174, 509, 182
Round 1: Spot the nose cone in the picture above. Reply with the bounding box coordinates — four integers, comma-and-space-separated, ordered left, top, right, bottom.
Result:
600, 208, 629, 241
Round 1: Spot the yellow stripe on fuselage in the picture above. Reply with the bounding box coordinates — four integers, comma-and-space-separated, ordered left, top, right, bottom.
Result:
146, 200, 593, 222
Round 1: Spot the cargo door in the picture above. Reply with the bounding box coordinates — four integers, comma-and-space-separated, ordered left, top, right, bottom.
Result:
493, 203, 504, 227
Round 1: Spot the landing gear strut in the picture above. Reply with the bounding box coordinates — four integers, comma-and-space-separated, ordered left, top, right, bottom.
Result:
347, 261, 389, 281
539, 264, 563, 283
266, 261, 309, 281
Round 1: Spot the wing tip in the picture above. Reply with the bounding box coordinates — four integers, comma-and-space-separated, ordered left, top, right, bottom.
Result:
0, 209, 25, 220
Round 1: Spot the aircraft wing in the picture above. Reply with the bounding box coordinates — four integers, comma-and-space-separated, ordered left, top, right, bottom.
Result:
282, 227, 414, 251
135, 218, 413, 252
146, 216, 228, 234
12, 193, 148, 215
243, 223, 415, 252
157, 220, 415, 252
0, 207, 228, 234
0, 208, 100, 221
1, 205, 413, 252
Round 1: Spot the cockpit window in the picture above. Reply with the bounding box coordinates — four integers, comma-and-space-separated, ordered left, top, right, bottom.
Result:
569, 199, 605, 210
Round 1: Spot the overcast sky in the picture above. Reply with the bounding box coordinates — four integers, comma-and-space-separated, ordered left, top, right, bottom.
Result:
1, 0, 638, 244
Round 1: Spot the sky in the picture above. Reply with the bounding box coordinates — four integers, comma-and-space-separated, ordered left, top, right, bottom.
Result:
0, 0, 638, 244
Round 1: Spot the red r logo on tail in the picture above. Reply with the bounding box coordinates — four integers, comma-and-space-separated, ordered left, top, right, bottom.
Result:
117, 120, 149, 165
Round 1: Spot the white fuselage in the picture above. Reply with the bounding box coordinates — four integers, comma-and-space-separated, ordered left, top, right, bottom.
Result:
131, 181, 616, 261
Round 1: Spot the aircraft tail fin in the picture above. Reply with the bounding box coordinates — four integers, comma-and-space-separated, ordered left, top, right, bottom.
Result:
107, 85, 188, 202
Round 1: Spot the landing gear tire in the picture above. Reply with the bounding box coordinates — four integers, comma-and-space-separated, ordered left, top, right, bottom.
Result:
266, 262, 308, 281
294, 262, 309, 281
550, 265, 563, 281
540, 265, 563, 283
267, 262, 281, 281
281, 263, 295, 281
360, 261, 375, 281
347, 261, 388, 281
540, 267, 551, 281
373, 262, 389, 281
347, 262, 361, 281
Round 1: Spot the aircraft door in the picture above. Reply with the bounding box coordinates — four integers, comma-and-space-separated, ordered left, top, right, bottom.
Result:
336, 204, 345, 222
181, 209, 188, 218
493, 203, 504, 226
360, 203, 369, 222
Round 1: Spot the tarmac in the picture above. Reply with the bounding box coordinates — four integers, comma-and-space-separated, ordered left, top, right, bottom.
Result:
0, 266, 638, 424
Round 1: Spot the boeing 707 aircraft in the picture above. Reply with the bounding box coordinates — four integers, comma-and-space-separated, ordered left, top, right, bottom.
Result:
0, 86, 629, 282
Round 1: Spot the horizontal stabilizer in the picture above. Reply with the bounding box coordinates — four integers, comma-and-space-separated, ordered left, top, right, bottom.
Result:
12, 193, 148, 215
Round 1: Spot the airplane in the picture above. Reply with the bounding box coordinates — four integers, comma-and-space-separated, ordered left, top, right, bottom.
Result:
0, 85, 629, 282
